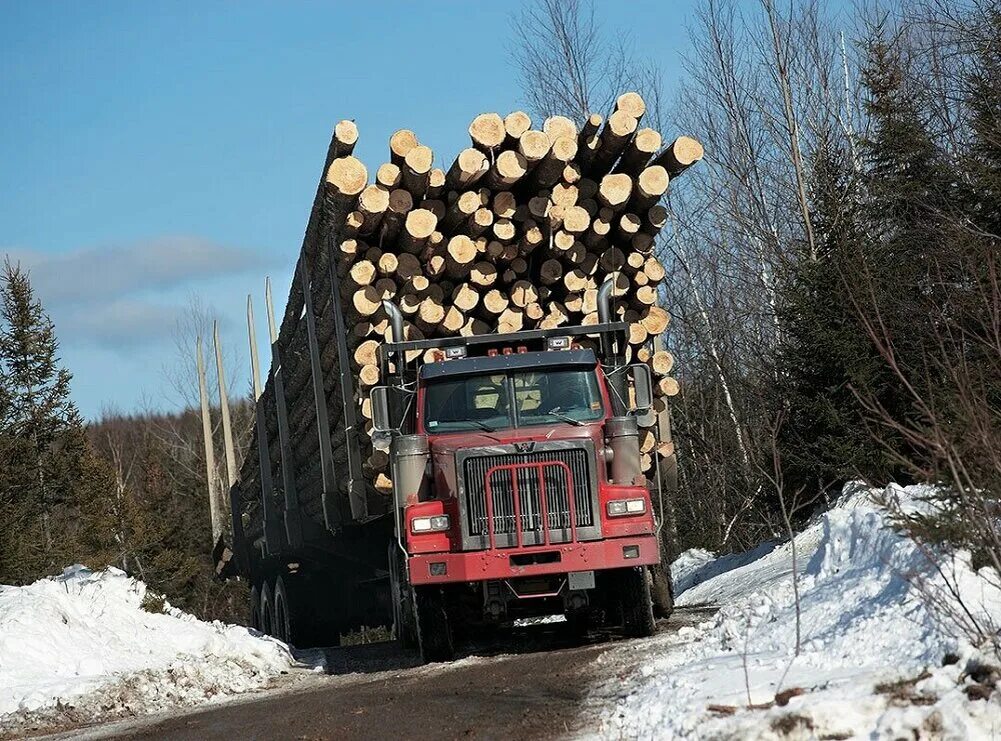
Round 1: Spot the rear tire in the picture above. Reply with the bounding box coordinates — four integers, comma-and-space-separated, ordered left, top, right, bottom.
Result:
414, 585, 454, 663
260, 580, 276, 638
618, 566, 656, 638
389, 545, 418, 649
249, 584, 262, 631
273, 575, 295, 646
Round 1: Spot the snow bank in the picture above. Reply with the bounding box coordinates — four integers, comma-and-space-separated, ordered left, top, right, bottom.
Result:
0, 566, 293, 728
595, 483, 1001, 739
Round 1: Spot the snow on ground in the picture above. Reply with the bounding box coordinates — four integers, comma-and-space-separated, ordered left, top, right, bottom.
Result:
593, 483, 1001, 739
0, 566, 295, 733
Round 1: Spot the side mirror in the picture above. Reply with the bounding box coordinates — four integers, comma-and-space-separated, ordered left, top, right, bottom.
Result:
370, 386, 393, 433
629, 364, 653, 413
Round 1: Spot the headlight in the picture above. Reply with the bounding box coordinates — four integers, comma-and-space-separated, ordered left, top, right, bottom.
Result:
411, 515, 450, 533
607, 498, 647, 517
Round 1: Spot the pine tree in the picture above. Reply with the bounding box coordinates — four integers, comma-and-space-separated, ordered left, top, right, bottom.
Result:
775, 139, 892, 494
0, 259, 83, 572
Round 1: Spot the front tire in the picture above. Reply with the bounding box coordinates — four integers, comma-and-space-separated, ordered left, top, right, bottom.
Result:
414, 585, 454, 663
618, 566, 656, 638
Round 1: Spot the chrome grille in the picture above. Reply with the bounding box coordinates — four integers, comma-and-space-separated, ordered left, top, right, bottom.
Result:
462, 447, 594, 545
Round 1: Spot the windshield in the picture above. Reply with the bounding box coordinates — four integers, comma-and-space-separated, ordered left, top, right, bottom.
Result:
423, 367, 604, 433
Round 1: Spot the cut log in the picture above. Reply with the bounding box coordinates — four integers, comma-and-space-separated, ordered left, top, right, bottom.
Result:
353, 339, 380, 367
452, 282, 480, 312
598, 173, 633, 210
389, 129, 419, 165
518, 130, 552, 164
446, 148, 489, 190
551, 182, 578, 208
639, 305, 670, 335
562, 205, 590, 234
378, 188, 414, 245
326, 156, 368, 198
447, 234, 478, 266
493, 218, 516, 243
442, 305, 465, 335
615, 91, 646, 119
468, 207, 494, 237
469, 113, 506, 151
543, 115, 577, 143
402, 144, 434, 198
522, 136, 577, 190
481, 289, 509, 315
497, 308, 524, 333
510, 280, 538, 308
349, 260, 377, 287
426, 168, 446, 199
631, 165, 669, 212
418, 296, 445, 326
651, 350, 675, 375
504, 110, 532, 142
376, 163, 401, 189
399, 208, 437, 253
357, 184, 390, 236
588, 111, 637, 176
652, 136, 705, 175
352, 286, 382, 316
358, 364, 381, 387
334, 119, 359, 157
657, 376, 680, 397
482, 150, 528, 189
441, 191, 480, 233
646, 204, 668, 232
469, 261, 498, 287
493, 191, 517, 219
644, 257, 666, 283
615, 127, 662, 175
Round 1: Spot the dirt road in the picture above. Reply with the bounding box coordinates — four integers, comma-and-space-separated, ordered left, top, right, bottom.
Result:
75, 607, 712, 741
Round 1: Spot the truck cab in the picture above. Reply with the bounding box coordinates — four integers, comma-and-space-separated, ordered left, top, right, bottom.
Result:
372, 280, 663, 661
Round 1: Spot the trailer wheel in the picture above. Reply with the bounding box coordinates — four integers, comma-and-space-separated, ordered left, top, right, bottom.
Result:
273, 575, 293, 646
414, 585, 454, 663
388, 544, 417, 649
259, 580, 276, 638
250, 584, 262, 631
618, 566, 656, 638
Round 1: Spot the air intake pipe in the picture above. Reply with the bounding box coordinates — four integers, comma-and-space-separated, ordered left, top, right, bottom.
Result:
597, 276, 627, 415
605, 416, 641, 485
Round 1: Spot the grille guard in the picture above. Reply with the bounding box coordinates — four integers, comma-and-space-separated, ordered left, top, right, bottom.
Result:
455, 440, 602, 551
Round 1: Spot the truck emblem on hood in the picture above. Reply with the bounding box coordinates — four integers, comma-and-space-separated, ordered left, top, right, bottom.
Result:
514, 441, 536, 453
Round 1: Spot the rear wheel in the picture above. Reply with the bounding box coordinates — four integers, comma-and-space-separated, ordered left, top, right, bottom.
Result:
618, 566, 656, 638
249, 584, 262, 631
414, 585, 454, 663
259, 580, 276, 637
389, 545, 417, 649
273, 575, 294, 646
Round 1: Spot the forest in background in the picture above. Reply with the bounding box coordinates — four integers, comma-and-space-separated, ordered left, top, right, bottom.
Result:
1, 0, 998, 635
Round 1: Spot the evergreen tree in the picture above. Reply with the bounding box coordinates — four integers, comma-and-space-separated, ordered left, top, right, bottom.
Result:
775, 139, 892, 494
0, 259, 84, 574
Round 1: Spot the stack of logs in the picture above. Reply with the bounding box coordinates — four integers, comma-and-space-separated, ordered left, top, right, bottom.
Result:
237, 91, 702, 530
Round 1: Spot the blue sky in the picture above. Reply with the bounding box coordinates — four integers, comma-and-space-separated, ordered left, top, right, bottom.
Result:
0, 1, 692, 419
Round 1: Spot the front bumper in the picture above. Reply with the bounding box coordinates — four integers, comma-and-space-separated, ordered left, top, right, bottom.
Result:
408, 534, 659, 585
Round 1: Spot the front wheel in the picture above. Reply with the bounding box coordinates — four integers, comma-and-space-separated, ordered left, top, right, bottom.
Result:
617, 566, 656, 638
414, 585, 454, 663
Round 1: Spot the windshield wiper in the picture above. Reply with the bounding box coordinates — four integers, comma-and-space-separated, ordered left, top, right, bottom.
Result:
468, 419, 497, 433
547, 407, 583, 426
